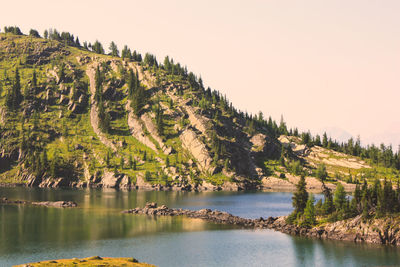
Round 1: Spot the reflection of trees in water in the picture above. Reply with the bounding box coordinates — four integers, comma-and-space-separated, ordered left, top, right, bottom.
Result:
290, 235, 400, 266
290, 236, 316, 267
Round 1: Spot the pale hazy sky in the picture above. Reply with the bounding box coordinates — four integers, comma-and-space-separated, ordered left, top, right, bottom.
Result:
2, 1, 400, 148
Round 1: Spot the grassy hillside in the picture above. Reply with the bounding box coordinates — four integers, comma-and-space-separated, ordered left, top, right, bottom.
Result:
0, 29, 398, 191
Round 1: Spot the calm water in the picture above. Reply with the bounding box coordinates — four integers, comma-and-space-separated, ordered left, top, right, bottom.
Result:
0, 188, 399, 267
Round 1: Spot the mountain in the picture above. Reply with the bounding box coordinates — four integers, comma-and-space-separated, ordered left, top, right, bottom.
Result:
0, 29, 398, 191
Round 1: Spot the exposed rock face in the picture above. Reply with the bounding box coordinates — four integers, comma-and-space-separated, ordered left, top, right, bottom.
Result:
286, 174, 336, 192
101, 170, 123, 188
279, 135, 308, 156
86, 64, 117, 152
250, 133, 267, 151
126, 101, 158, 152
39, 177, 69, 188
119, 175, 131, 188
221, 181, 241, 191
135, 173, 153, 190
261, 177, 296, 191
128, 62, 154, 88
140, 113, 171, 154
124, 202, 400, 246
184, 103, 210, 135
308, 146, 371, 169
196, 181, 218, 191
0, 107, 5, 124
180, 128, 215, 174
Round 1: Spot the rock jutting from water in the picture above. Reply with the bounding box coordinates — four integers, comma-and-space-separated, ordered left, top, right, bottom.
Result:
123, 202, 400, 246
0, 197, 77, 208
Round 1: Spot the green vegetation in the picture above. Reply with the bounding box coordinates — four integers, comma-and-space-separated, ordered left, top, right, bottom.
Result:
0, 26, 399, 191
15, 256, 154, 267
288, 176, 400, 228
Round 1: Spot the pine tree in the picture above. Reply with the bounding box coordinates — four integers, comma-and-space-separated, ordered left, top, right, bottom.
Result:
279, 146, 285, 166
109, 41, 119, 57
302, 194, 316, 228
155, 104, 164, 136
92, 40, 105, 54
131, 82, 146, 115
75, 37, 80, 47
122, 45, 131, 60
6, 68, 22, 110
50, 151, 59, 177
322, 132, 328, 148
32, 69, 37, 87
29, 29, 40, 38
127, 69, 136, 98
361, 191, 369, 218
105, 150, 111, 167
41, 148, 48, 170
353, 184, 362, 212
129, 155, 133, 169
334, 183, 347, 212
315, 164, 328, 182
58, 63, 65, 83
95, 66, 103, 102
292, 175, 308, 214
322, 184, 334, 215
133, 159, 137, 170
120, 157, 124, 170
98, 100, 110, 133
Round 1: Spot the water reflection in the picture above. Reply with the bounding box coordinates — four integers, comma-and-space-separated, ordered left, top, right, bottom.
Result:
1, 187, 400, 266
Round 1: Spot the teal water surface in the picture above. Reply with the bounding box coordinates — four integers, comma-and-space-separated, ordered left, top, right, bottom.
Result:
0, 187, 400, 266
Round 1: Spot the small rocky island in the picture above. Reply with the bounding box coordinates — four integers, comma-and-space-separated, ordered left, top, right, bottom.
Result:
0, 197, 77, 208
124, 202, 400, 246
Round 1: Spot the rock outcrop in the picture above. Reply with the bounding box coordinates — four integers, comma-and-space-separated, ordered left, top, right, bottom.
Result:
100, 170, 124, 188
180, 128, 215, 174
1, 197, 77, 208
124, 202, 400, 246
140, 113, 171, 154
86, 63, 117, 152
261, 176, 296, 191
126, 101, 158, 152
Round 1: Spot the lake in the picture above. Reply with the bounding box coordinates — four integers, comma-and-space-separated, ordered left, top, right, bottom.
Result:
1, 187, 399, 266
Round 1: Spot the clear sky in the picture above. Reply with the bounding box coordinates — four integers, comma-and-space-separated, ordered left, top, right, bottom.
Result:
2, 0, 400, 148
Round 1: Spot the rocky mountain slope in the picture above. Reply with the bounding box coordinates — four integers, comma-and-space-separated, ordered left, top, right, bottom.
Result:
0, 31, 397, 191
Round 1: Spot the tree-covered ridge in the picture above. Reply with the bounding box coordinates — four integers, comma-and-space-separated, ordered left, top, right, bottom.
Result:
288, 175, 400, 228
0, 26, 398, 190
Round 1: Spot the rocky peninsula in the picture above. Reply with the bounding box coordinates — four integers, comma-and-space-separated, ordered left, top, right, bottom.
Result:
123, 202, 400, 246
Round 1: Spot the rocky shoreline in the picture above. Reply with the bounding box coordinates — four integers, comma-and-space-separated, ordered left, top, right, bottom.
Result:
123, 202, 400, 246
0, 197, 77, 208
0, 180, 345, 193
